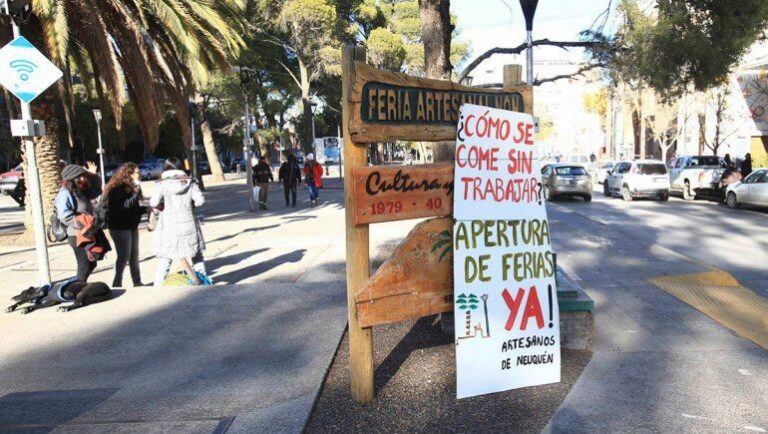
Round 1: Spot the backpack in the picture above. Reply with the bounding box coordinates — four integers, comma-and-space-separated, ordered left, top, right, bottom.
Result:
47, 206, 68, 242
93, 193, 109, 230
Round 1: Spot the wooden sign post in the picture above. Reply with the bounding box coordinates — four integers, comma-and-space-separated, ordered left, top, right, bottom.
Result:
341, 45, 532, 403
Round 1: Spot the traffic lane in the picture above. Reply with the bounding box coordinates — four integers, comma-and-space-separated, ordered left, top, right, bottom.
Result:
544, 195, 767, 432
547, 192, 768, 297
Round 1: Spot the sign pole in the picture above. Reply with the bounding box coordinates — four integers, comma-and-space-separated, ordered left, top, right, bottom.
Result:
243, 94, 255, 212
342, 45, 374, 403
3, 0, 51, 286
21, 103, 50, 286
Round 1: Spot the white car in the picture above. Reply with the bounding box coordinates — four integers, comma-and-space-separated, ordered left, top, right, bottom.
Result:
596, 161, 614, 184
725, 169, 768, 209
667, 155, 725, 200
603, 160, 670, 201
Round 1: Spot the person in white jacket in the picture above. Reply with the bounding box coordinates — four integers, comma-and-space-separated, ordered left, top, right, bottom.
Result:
150, 157, 207, 286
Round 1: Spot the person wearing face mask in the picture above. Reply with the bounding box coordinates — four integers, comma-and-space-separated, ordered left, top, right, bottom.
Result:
55, 164, 100, 282
103, 162, 146, 288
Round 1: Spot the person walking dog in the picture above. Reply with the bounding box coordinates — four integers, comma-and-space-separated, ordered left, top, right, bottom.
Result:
303, 153, 323, 206
103, 163, 145, 288
278, 153, 301, 207
150, 158, 207, 286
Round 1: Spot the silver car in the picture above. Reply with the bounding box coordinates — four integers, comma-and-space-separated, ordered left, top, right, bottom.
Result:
725, 169, 768, 209
541, 164, 592, 202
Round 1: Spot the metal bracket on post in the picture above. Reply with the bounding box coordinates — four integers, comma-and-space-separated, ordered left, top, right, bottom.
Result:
10, 119, 45, 137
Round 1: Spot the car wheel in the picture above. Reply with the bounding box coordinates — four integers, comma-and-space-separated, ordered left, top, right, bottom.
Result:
621, 185, 633, 202
683, 181, 694, 201
659, 192, 669, 202
726, 192, 739, 209
584, 194, 592, 202
603, 182, 611, 197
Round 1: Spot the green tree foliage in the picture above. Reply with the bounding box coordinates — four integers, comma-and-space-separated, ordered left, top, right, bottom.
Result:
588, 0, 768, 97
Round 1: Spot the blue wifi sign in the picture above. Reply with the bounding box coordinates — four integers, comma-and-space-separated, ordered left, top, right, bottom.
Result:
0, 36, 63, 104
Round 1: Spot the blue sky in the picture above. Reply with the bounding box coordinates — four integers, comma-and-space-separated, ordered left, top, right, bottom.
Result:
452, 0, 615, 68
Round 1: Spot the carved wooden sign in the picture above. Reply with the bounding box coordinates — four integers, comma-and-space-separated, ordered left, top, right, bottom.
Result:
348, 62, 532, 143
351, 163, 453, 225
356, 217, 453, 328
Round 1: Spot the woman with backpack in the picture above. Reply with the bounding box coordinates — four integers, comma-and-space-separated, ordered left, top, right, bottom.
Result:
54, 164, 100, 282
150, 157, 207, 286
103, 163, 146, 288
303, 153, 323, 207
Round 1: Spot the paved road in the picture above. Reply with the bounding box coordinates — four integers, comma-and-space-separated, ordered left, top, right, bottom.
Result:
546, 190, 768, 433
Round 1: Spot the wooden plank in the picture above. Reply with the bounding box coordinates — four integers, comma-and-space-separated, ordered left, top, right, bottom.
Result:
356, 217, 453, 327
351, 163, 453, 225
348, 62, 533, 144
342, 46, 374, 404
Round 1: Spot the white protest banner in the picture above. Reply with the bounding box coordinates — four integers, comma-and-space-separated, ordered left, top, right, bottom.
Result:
453, 104, 560, 399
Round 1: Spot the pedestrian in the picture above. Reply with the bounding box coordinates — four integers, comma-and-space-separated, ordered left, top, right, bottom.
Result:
55, 164, 100, 282
103, 163, 145, 288
252, 155, 274, 210
150, 157, 207, 286
303, 153, 323, 206
724, 153, 733, 167
741, 153, 753, 178
10, 173, 25, 207
279, 153, 301, 207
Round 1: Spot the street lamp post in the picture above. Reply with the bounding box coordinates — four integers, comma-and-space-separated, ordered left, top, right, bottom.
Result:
93, 109, 105, 189
310, 101, 318, 155
236, 65, 256, 212
188, 102, 199, 185
519, 0, 539, 86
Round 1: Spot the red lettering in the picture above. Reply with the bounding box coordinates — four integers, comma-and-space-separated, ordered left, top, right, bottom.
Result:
520, 285, 545, 330
525, 123, 534, 145
502, 288, 525, 331
456, 144, 467, 167
465, 115, 475, 137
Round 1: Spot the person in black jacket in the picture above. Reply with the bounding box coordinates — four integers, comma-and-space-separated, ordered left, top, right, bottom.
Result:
103, 163, 146, 287
252, 155, 274, 210
741, 153, 753, 179
278, 153, 301, 207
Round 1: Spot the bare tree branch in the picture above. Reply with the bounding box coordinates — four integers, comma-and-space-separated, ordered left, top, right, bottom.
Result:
458, 39, 604, 82
533, 63, 604, 85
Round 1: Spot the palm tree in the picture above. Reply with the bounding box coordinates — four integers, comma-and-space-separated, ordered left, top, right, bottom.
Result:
15, 0, 243, 236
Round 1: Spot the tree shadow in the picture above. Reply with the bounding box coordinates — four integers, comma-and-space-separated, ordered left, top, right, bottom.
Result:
212, 249, 306, 284
0, 388, 119, 431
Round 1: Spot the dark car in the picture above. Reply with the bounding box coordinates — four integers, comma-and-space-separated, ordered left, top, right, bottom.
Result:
0, 164, 23, 196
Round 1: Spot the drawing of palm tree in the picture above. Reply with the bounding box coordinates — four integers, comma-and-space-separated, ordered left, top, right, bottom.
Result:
430, 229, 452, 262
456, 293, 479, 337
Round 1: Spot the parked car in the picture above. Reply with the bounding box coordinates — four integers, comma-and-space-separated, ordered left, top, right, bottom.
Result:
197, 159, 211, 175
0, 164, 23, 195
604, 160, 670, 201
139, 162, 163, 180
596, 161, 614, 185
668, 155, 725, 200
725, 169, 768, 209
540, 164, 592, 202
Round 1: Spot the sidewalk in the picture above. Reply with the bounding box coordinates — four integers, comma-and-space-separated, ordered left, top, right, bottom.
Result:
0, 177, 407, 433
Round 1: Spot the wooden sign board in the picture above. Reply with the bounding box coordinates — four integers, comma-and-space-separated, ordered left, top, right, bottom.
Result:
348, 62, 532, 143
351, 163, 453, 225
356, 217, 453, 328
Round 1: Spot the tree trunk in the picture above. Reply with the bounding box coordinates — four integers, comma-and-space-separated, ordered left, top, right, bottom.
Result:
195, 93, 225, 183
638, 85, 646, 159
19, 19, 62, 240
299, 58, 314, 154
419, 0, 454, 162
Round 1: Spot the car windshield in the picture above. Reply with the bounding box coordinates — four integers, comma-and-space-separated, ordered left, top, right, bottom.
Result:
555, 166, 588, 176
602, 163, 613, 169
688, 156, 721, 167
637, 164, 667, 175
